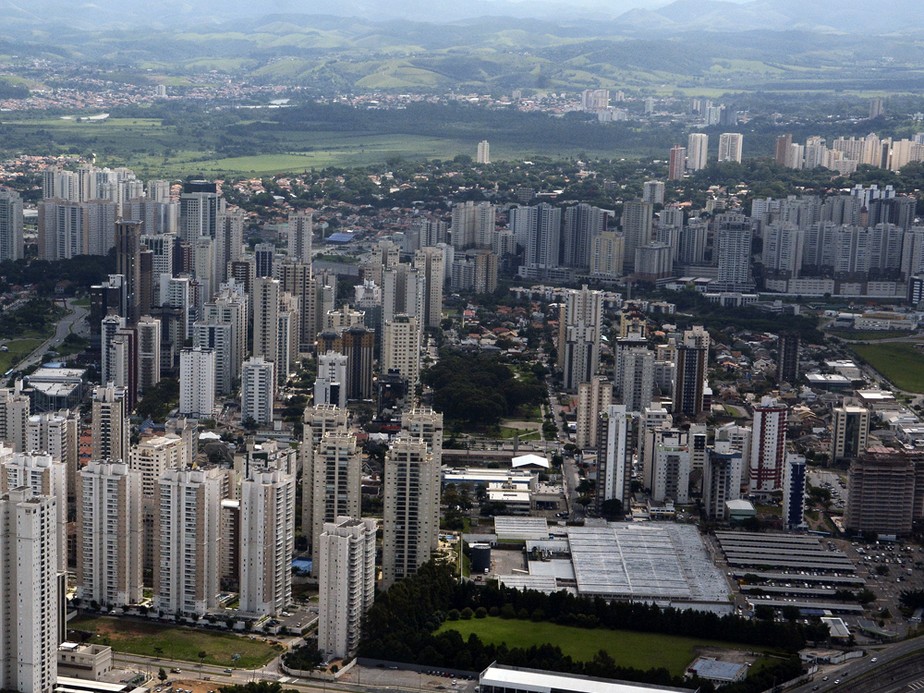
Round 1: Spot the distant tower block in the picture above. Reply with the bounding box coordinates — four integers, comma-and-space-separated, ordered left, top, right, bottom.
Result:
476, 140, 490, 164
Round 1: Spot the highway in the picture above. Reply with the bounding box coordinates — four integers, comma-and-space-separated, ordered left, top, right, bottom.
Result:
10, 298, 89, 372
789, 636, 924, 692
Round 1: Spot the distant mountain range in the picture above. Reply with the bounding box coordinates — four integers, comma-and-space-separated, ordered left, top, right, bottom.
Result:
2, 0, 924, 34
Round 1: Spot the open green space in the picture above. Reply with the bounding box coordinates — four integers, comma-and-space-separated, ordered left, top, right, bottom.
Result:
0, 338, 44, 373
827, 329, 916, 341
437, 617, 765, 676
69, 616, 280, 668
849, 342, 924, 392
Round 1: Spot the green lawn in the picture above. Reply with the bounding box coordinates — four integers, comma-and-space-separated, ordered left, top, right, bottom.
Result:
69, 616, 280, 668
0, 338, 44, 373
849, 342, 924, 392
437, 617, 762, 675
828, 329, 915, 341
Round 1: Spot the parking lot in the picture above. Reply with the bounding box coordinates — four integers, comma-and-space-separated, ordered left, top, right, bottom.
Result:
344, 666, 480, 692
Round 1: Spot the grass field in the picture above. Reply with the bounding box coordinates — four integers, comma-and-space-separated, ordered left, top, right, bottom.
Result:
437, 617, 765, 675
850, 342, 924, 392
0, 338, 44, 373
828, 329, 916, 341
69, 616, 280, 668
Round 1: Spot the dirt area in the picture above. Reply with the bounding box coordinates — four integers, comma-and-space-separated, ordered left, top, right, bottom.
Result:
157, 678, 221, 693
694, 647, 760, 666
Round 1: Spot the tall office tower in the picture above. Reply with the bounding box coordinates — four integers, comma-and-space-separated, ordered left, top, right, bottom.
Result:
252, 276, 280, 362
0, 188, 23, 261
748, 396, 788, 493
241, 357, 275, 426
616, 347, 655, 413
595, 404, 631, 515
277, 261, 311, 351
414, 247, 444, 328
703, 444, 743, 520
239, 466, 295, 615
686, 133, 709, 171
640, 180, 665, 206
0, 486, 58, 693
590, 232, 624, 279
668, 145, 686, 180
651, 431, 691, 503
214, 208, 243, 285
136, 315, 161, 396
673, 345, 706, 418
774, 134, 793, 166
514, 203, 562, 271
154, 468, 222, 617
0, 382, 30, 452
287, 211, 313, 263
715, 214, 753, 290
339, 326, 375, 400
178, 347, 216, 418
782, 453, 806, 530
314, 351, 347, 408
575, 376, 612, 450
562, 203, 610, 269
25, 411, 78, 502
129, 434, 185, 575
775, 332, 800, 384
382, 437, 440, 588
846, 449, 917, 535
383, 315, 421, 387
0, 451, 67, 573
178, 180, 221, 244
115, 220, 143, 322
831, 405, 870, 463
254, 242, 276, 278
309, 430, 362, 563
620, 200, 653, 272
717, 133, 744, 163
91, 384, 129, 464
559, 286, 603, 391
277, 291, 299, 386
76, 460, 143, 608
318, 516, 376, 660
37, 199, 86, 260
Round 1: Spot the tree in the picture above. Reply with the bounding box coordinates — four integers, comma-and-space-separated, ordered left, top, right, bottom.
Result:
158, 669, 167, 683
600, 498, 623, 520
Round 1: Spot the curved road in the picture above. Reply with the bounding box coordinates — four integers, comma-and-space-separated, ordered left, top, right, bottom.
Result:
11, 298, 89, 373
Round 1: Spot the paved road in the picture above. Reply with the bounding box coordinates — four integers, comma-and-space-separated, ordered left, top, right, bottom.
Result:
11, 298, 89, 373
789, 636, 924, 692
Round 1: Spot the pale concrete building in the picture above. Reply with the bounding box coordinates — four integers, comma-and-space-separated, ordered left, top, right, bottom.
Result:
241, 357, 275, 426
382, 314, 421, 387
310, 431, 362, 567
179, 347, 216, 419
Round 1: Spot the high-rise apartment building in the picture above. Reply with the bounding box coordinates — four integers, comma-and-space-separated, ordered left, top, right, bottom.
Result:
414, 247, 444, 329
782, 453, 807, 530
339, 326, 375, 401
239, 466, 295, 615
300, 404, 349, 540
703, 444, 743, 520
382, 437, 440, 588
154, 468, 222, 617
0, 188, 24, 262
673, 345, 706, 418
310, 431, 362, 563
252, 276, 280, 364
621, 200, 653, 272
832, 405, 870, 463
382, 314, 421, 388
0, 486, 58, 693
287, 212, 313, 263
846, 448, 918, 536
575, 376, 612, 450
25, 411, 78, 503
668, 145, 686, 180
749, 397, 788, 493
91, 384, 129, 463
717, 133, 743, 163
317, 516, 376, 660
241, 357, 275, 426
715, 214, 753, 290
562, 203, 611, 270
595, 404, 631, 516
559, 285, 603, 391
616, 347, 655, 413
686, 133, 709, 171
179, 180, 221, 244
179, 346, 216, 419
0, 381, 30, 453
590, 232, 624, 279
136, 315, 162, 396
314, 351, 348, 409
215, 208, 244, 285
115, 220, 143, 324
512, 203, 561, 271
776, 332, 800, 384
476, 140, 491, 165
642, 181, 665, 206
401, 406, 444, 459
76, 460, 143, 608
